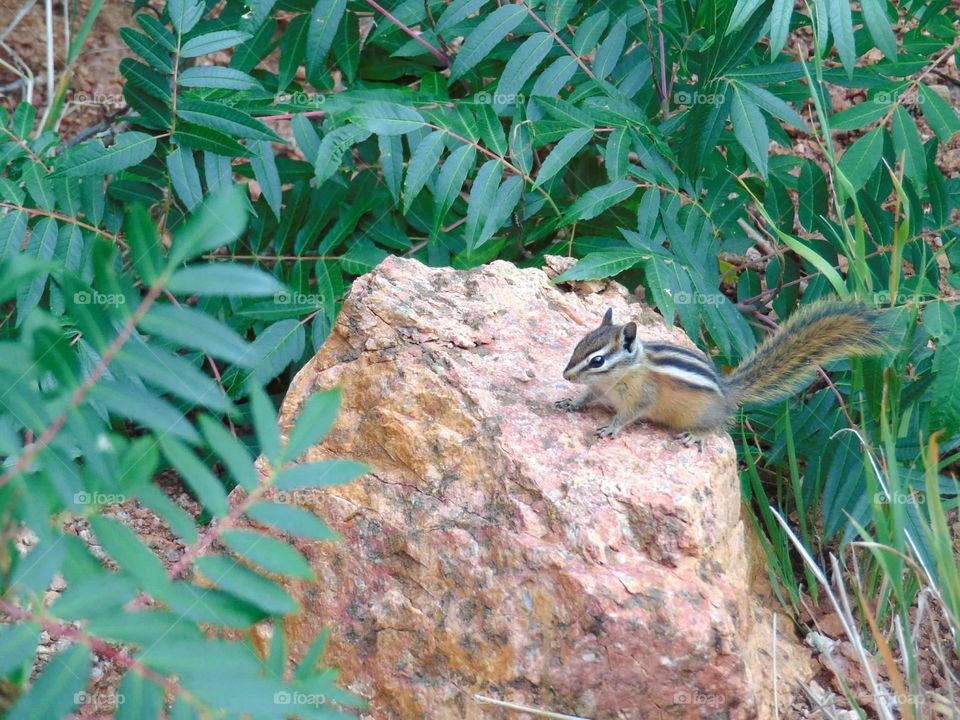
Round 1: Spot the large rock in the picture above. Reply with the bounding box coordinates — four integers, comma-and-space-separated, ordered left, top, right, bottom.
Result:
253, 256, 813, 718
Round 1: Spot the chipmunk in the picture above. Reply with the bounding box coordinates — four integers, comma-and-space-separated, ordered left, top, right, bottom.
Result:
556, 301, 887, 448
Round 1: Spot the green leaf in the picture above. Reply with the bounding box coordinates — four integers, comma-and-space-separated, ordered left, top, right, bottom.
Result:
735, 82, 808, 130
306, 0, 347, 83
477, 174, 522, 248
275, 459, 369, 490
437, 0, 488, 32
465, 159, 502, 250
837, 127, 883, 191
7, 645, 90, 720
89, 515, 171, 595
21, 163, 53, 213
379, 133, 403, 203
51, 574, 139, 620
139, 303, 254, 367
167, 0, 204, 34
604, 127, 630, 181
178, 66, 263, 90
116, 340, 234, 413
116, 672, 165, 720
136, 483, 199, 545
278, 14, 309, 89
593, 19, 626, 78
126, 204, 163, 285
159, 435, 230, 516
450, 5, 527, 81
173, 122, 247, 157
181, 30, 251, 57
313, 124, 371, 184
168, 184, 248, 264
930, 334, 960, 436
352, 101, 425, 135
221, 529, 314, 578
120, 27, 175, 73
0, 622, 40, 675
250, 140, 282, 219
475, 103, 507, 156
342, 238, 389, 276
554, 248, 648, 282
120, 58, 172, 102
918, 84, 960, 142
178, 100, 280, 142
830, 101, 888, 131
195, 555, 299, 615
635, 187, 660, 240
283, 388, 341, 461
245, 502, 337, 541
167, 264, 284, 297
248, 380, 282, 464
727, 0, 764, 34
237, 318, 306, 385
91, 380, 200, 442
730, 87, 768, 178
16, 217, 57, 322
292, 115, 321, 162
0, 210, 27, 261
826, 0, 855, 77
572, 9, 608, 54
433, 144, 476, 229
562, 179, 637, 224
860, 0, 896, 59
798, 159, 828, 232
534, 128, 593, 187
891, 105, 926, 185
55, 131, 156, 178
403, 130, 446, 213
199, 415, 260, 491
769, 0, 793, 56
167, 147, 203, 211
493, 33, 553, 110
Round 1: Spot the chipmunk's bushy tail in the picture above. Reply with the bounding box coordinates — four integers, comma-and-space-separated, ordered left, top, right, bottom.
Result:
727, 300, 888, 406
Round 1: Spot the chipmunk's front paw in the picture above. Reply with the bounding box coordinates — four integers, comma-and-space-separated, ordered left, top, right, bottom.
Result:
595, 424, 620, 439
676, 431, 704, 453
555, 397, 585, 412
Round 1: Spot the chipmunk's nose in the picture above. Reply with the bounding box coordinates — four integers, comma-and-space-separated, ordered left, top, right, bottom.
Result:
562, 368, 573, 381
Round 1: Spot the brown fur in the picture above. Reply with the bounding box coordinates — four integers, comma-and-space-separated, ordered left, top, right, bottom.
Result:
727, 300, 887, 405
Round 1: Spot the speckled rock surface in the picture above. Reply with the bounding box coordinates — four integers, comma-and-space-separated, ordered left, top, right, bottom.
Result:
246, 256, 814, 719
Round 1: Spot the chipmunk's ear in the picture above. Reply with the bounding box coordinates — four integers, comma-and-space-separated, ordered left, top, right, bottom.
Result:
622, 322, 638, 352
601, 308, 614, 326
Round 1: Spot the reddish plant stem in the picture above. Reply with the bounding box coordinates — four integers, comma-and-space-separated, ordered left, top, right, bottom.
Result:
365, 0, 450, 66
0, 282, 166, 490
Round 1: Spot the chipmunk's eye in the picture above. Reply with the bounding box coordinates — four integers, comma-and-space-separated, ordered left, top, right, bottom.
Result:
589, 355, 605, 368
